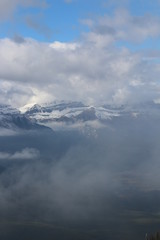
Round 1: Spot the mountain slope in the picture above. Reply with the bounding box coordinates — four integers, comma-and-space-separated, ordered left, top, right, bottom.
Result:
23, 101, 142, 125
24, 101, 127, 123
0, 104, 49, 132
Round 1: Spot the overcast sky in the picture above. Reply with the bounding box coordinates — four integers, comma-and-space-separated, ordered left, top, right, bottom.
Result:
0, 0, 160, 107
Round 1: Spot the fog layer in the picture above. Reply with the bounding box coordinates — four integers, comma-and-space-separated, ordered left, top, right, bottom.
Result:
0, 115, 160, 239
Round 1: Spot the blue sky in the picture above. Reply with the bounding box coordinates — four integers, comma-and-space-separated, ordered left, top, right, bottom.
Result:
0, 0, 160, 107
0, 0, 106, 41
0, 0, 160, 45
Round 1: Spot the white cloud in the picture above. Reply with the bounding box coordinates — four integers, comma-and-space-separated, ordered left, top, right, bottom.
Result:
0, 36, 159, 107
0, 10, 159, 107
83, 9, 160, 44
0, 148, 40, 160
50, 41, 79, 51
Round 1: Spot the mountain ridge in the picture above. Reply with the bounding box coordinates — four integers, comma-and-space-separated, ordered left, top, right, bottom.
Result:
0, 104, 50, 133
1, 101, 160, 133
23, 101, 139, 124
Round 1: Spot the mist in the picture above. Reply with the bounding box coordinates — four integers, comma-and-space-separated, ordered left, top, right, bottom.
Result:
0, 114, 160, 239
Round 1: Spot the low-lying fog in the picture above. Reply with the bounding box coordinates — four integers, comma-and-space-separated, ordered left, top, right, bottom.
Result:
0, 114, 160, 239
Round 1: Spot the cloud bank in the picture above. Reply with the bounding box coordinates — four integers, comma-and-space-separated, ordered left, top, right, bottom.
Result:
0, 148, 40, 160
0, 122, 160, 226
0, 8, 160, 107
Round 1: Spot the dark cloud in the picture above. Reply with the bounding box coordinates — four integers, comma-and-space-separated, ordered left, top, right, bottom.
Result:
25, 14, 53, 39
0, 0, 48, 21
93, 24, 116, 36
12, 34, 26, 44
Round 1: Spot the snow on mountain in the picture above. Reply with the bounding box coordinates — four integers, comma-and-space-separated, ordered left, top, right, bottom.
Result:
22, 100, 160, 129
23, 101, 138, 126
1, 101, 160, 134
0, 104, 49, 133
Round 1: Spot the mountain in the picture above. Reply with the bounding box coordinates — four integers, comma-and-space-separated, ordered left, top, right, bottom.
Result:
21, 100, 160, 130
22, 101, 143, 125
24, 101, 122, 123
0, 104, 49, 133
0, 100, 157, 133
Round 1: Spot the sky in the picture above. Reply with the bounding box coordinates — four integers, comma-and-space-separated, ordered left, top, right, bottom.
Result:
1, 0, 160, 107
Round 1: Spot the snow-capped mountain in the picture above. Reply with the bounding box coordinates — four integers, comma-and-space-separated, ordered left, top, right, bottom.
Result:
0, 104, 49, 132
1, 101, 160, 133
22, 100, 160, 128
23, 101, 123, 123
22, 100, 143, 126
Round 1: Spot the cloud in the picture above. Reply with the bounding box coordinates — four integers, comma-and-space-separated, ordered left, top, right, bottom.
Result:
0, 128, 17, 136
0, 36, 159, 107
102, 0, 129, 8
0, 148, 40, 160
0, 80, 34, 107
84, 9, 160, 44
0, 122, 160, 226
64, 0, 74, 3
25, 13, 53, 39
0, 0, 47, 21
12, 34, 26, 44
0, 118, 159, 234
0, 10, 160, 107
50, 41, 79, 51
0, 0, 50, 39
